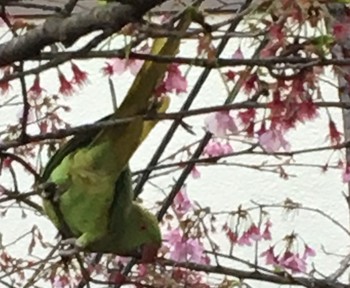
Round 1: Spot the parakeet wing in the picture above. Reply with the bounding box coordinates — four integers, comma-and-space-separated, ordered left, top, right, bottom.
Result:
42, 114, 111, 182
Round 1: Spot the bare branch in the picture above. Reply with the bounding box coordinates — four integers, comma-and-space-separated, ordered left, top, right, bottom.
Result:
0, 0, 168, 68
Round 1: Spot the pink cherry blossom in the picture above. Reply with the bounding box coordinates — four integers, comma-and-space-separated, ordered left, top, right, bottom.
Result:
232, 47, 244, 59
102, 62, 114, 76
103, 57, 143, 76
71, 62, 88, 87
0, 80, 10, 95
225, 228, 238, 244
0, 66, 13, 95
303, 244, 316, 259
165, 228, 183, 244
203, 140, 233, 157
204, 140, 223, 157
329, 120, 342, 145
237, 231, 252, 246
224, 70, 236, 81
221, 142, 234, 154
238, 108, 256, 125
269, 23, 284, 41
138, 264, 148, 277
227, 232, 237, 244
244, 73, 258, 95
333, 22, 350, 41
204, 111, 238, 138
164, 228, 206, 264
185, 238, 205, 263
342, 163, 350, 183
191, 165, 201, 179
173, 186, 192, 215
262, 220, 272, 240
260, 41, 281, 58
28, 75, 45, 99
297, 100, 319, 122
164, 64, 187, 94
247, 224, 262, 241
279, 251, 307, 273
58, 71, 75, 96
260, 246, 278, 265
110, 57, 144, 75
259, 128, 291, 153
2, 157, 12, 169
52, 275, 69, 288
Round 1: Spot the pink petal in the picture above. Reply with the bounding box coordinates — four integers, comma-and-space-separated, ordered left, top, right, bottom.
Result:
260, 246, 278, 265
204, 111, 237, 138
259, 129, 291, 153
303, 245, 316, 258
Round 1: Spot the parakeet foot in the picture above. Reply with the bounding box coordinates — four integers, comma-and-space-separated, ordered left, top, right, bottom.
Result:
59, 238, 83, 257
59, 247, 79, 257
61, 238, 79, 246
38, 181, 68, 202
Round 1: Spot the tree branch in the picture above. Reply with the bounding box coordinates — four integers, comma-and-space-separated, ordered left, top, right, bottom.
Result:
0, 0, 168, 67
0, 100, 348, 151
159, 259, 349, 288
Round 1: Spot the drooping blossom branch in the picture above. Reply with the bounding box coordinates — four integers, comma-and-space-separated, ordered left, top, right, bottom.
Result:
0, 99, 349, 151
158, 259, 348, 288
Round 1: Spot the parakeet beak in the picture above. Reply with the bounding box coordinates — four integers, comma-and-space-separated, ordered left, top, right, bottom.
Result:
140, 243, 160, 263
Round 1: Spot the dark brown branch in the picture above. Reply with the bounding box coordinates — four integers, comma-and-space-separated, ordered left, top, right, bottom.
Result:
3, 2, 61, 13
32, 50, 350, 68
0, 190, 43, 213
0, 0, 168, 68
3, 53, 350, 86
132, 139, 350, 175
159, 259, 348, 288
0, 7, 30, 142
0, 100, 349, 151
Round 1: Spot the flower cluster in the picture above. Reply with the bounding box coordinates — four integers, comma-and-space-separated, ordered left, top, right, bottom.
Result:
204, 111, 238, 138
57, 62, 88, 96
203, 65, 327, 153
260, 234, 316, 273
203, 139, 233, 158
51, 272, 83, 288
102, 51, 188, 97
155, 63, 187, 96
173, 186, 193, 216
164, 227, 208, 264
222, 208, 315, 274
223, 219, 272, 247
102, 57, 143, 77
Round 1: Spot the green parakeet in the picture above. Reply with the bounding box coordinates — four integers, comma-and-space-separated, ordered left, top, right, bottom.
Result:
41, 114, 162, 262
40, 9, 192, 261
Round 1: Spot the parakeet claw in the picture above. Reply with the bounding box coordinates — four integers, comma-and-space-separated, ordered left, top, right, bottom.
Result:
59, 247, 79, 257
38, 181, 68, 202
61, 238, 78, 246
59, 238, 83, 256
